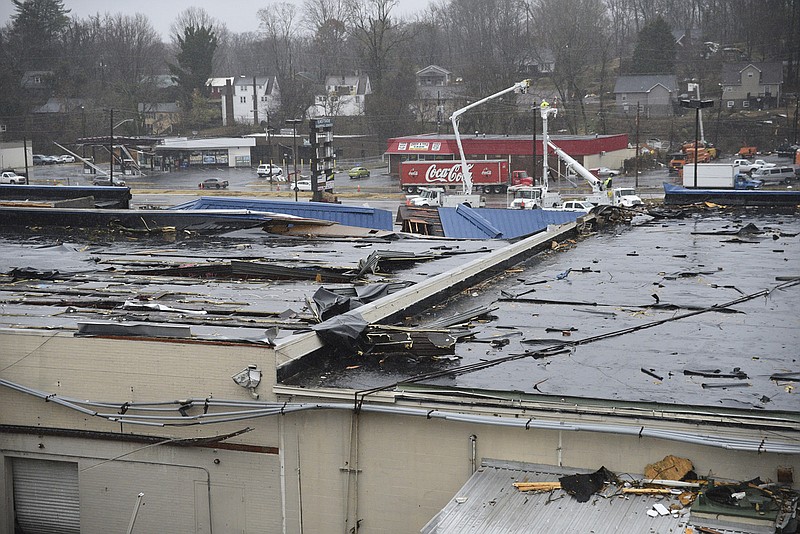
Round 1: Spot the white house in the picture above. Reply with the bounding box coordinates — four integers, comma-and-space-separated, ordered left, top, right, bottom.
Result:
218, 76, 280, 126
307, 74, 371, 118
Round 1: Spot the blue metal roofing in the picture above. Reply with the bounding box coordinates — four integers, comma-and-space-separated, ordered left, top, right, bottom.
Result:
438, 206, 581, 239
170, 197, 394, 231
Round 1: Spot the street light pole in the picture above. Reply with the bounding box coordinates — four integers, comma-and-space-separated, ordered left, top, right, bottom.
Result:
286, 118, 302, 201
679, 98, 714, 188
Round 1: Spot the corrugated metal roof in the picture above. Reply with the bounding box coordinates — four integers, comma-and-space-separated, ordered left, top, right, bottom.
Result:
171, 196, 394, 231
438, 206, 580, 239
422, 460, 690, 534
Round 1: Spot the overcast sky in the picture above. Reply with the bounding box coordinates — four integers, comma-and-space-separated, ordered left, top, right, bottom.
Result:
1, 0, 432, 39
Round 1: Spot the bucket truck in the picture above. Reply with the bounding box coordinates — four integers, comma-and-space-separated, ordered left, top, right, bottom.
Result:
507, 101, 565, 209
528, 101, 642, 209
406, 80, 533, 208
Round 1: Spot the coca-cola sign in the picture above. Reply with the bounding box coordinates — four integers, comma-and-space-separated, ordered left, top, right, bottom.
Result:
423, 162, 472, 183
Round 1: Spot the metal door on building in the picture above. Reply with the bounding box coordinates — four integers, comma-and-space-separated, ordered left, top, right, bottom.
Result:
11, 458, 80, 534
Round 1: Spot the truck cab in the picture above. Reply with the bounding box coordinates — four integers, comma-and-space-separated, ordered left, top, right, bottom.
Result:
406, 187, 485, 208
507, 185, 543, 209
511, 170, 533, 186
611, 188, 644, 207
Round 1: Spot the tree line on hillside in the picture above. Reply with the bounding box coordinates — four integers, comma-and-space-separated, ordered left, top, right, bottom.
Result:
1, 0, 798, 147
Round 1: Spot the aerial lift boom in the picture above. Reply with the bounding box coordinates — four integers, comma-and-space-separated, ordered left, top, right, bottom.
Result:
450, 79, 531, 195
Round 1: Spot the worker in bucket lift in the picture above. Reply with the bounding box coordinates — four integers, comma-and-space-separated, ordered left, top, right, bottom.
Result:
603, 176, 613, 191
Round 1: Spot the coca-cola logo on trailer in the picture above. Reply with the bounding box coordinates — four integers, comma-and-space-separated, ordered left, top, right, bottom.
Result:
422, 163, 473, 183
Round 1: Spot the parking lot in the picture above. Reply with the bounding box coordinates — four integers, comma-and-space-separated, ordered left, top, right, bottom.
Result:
14, 150, 798, 211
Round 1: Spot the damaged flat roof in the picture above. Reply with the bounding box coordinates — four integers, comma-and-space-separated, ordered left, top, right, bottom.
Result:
283, 213, 800, 413
0, 228, 505, 343
0, 212, 798, 414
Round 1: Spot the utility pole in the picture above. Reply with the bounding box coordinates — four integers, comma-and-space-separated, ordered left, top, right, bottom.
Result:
252, 76, 258, 125
635, 103, 640, 188
109, 109, 114, 185
436, 91, 442, 134
532, 103, 537, 184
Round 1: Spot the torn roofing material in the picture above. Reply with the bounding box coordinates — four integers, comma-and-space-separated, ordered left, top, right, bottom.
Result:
437, 205, 583, 239
287, 214, 800, 413
0, 229, 506, 343
170, 196, 394, 231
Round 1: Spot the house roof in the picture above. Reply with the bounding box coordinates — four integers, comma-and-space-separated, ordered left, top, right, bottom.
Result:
20, 70, 53, 88
206, 77, 233, 88
416, 65, 451, 77
32, 97, 87, 114
720, 62, 784, 86
233, 76, 278, 94
614, 75, 678, 94
324, 75, 371, 95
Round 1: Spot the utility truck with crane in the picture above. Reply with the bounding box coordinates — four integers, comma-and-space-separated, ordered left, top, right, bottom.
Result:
406, 79, 534, 208
509, 100, 642, 209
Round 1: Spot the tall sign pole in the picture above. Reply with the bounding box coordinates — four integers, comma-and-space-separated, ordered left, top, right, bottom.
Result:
310, 117, 335, 202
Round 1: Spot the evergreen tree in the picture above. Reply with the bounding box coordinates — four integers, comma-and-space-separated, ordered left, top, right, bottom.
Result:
630, 16, 676, 74
10, 0, 71, 68
169, 24, 218, 109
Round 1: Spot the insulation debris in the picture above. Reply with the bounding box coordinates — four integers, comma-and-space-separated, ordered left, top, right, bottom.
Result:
644, 456, 694, 482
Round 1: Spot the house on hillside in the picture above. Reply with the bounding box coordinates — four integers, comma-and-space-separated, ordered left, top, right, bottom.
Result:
137, 102, 180, 135
720, 62, 783, 110
613, 74, 678, 117
410, 65, 466, 128
307, 74, 371, 118
20, 70, 53, 92
220, 76, 281, 126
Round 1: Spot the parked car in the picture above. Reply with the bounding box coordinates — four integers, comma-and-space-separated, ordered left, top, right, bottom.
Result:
294, 179, 312, 191
56, 155, 76, 163
256, 163, 284, 179
589, 167, 620, 178
32, 154, 46, 165
92, 177, 127, 186
199, 178, 229, 189
750, 166, 797, 185
0, 171, 26, 184
348, 166, 370, 179
43, 155, 59, 164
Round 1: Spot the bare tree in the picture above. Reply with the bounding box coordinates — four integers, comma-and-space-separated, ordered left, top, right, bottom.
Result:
345, 0, 410, 93
531, 0, 610, 134
99, 13, 162, 111
302, 0, 352, 78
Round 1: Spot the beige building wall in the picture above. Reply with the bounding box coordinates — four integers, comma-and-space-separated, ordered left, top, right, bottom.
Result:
1, 331, 798, 533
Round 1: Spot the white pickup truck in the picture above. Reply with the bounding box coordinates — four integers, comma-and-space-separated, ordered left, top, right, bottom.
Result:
406, 187, 485, 208
0, 171, 26, 184
733, 159, 774, 173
